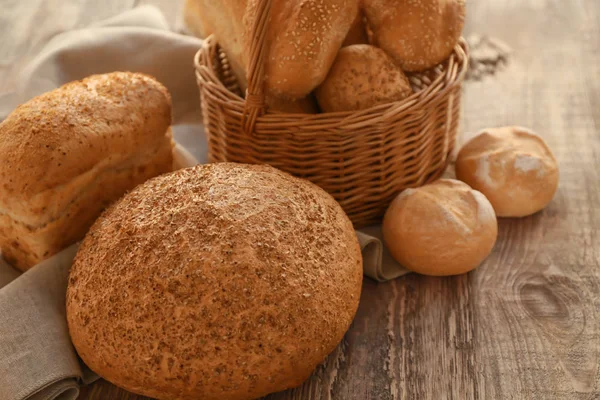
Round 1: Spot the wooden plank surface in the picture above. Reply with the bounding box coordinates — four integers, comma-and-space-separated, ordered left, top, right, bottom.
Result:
1, 0, 599, 399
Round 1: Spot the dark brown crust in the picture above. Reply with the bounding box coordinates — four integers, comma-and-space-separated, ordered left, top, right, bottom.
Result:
66, 163, 363, 400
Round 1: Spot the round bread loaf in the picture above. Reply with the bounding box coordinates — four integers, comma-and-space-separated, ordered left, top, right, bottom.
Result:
315, 44, 413, 112
363, 0, 466, 71
455, 126, 559, 217
382, 179, 497, 276
66, 163, 363, 400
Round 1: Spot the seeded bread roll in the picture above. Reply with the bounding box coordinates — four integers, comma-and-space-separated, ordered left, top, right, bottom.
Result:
383, 179, 497, 276
315, 44, 413, 112
363, 0, 466, 71
0, 72, 173, 271
67, 163, 363, 400
245, 0, 360, 99
455, 126, 559, 217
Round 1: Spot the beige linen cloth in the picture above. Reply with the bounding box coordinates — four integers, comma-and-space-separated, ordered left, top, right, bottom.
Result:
0, 6, 409, 400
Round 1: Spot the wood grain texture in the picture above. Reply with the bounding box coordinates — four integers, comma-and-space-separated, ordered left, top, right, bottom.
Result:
1, 0, 598, 399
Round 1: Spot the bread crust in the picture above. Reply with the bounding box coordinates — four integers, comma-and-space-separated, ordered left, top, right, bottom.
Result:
67, 163, 363, 400
184, 0, 249, 90
0, 72, 173, 270
383, 179, 498, 276
315, 44, 413, 112
245, 0, 360, 99
455, 127, 559, 217
363, 0, 466, 71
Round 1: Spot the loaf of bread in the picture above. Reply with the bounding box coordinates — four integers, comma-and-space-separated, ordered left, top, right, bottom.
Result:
363, 0, 466, 71
383, 179, 497, 276
315, 44, 413, 112
183, 0, 248, 90
455, 126, 559, 217
0, 72, 174, 270
245, 0, 359, 99
67, 163, 363, 400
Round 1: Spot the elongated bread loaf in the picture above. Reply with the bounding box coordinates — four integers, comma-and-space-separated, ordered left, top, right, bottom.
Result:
185, 0, 359, 100
245, 0, 360, 99
0, 72, 174, 270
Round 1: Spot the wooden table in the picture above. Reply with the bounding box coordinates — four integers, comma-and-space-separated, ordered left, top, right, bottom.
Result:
2, 0, 599, 399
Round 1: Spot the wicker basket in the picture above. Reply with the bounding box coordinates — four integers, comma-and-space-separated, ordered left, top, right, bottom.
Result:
194, 2, 469, 227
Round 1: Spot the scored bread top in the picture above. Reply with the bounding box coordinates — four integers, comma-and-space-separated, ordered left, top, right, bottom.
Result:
0, 72, 172, 223
67, 163, 363, 400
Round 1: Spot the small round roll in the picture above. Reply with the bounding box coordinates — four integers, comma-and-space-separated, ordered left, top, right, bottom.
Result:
455, 126, 559, 217
363, 0, 466, 71
382, 179, 497, 276
315, 44, 413, 112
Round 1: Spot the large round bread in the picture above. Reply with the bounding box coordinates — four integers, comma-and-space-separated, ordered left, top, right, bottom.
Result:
66, 163, 363, 400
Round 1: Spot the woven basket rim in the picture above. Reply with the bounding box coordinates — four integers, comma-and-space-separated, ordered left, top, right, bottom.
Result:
194, 37, 469, 127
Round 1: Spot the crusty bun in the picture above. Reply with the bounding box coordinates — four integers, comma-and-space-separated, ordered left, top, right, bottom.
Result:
363, 0, 466, 71
183, 0, 248, 90
66, 163, 363, 400
455, 126, 559, 217
382, 179, 497, 276
315, 44, 413, 112
0, 72, 173, 271
245, 0, 359, 99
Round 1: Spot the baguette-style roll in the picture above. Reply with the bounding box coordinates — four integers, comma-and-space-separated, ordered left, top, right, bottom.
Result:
245, 0, 360, 99
183, 0, 248, 91
0, 72, 174, 270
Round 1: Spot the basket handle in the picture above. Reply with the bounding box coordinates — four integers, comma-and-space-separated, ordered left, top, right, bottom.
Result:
242, 0, 272, 135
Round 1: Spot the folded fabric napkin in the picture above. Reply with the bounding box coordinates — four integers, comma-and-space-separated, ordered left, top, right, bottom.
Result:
0, 6, 409, 400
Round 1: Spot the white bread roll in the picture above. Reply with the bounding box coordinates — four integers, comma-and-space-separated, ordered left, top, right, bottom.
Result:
315, 44, 413, 112
0, 72, 174, 270
363, 0, 466, 71
382, 179, 497, 276
455, 126, 559, 217
245, 0, 360, 99
67, 163, 363, 400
